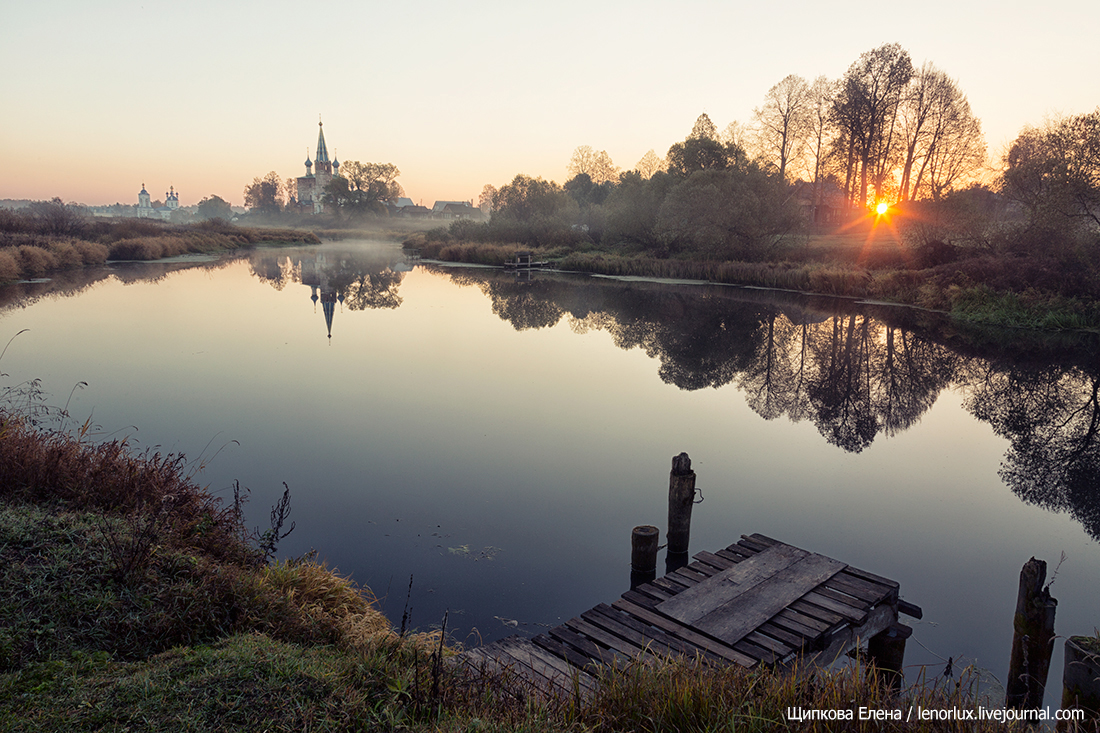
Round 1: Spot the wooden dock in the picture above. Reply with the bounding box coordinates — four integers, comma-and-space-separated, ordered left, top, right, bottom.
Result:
458, 533, 919, 698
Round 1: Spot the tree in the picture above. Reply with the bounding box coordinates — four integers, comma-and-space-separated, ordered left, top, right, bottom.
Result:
27, 197, 86, 236
805, 76, 837, 214
689, 113, 718, 141
478, 184, 497, 213
243, 172, 284, 214
634, 150, 666, 179
325, 161, 404, 216
567, 145, 619, 184
752, 74, 812, 181
1002, 108, 1100, 230
833, 44, 913, 207
897, 64, 986, 202
492, 174, 569, 222
196, 194, 232, 221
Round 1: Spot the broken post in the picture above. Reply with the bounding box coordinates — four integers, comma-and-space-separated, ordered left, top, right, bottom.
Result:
1061, 636, 1100, 723
1005, 557, 1058, 709
867, 623, 911, 692
666, 452, 696, 573
630, 525, 659, 590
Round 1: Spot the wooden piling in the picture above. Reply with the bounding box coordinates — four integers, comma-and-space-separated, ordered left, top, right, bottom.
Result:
867, 623, 910, 692
1061, 636, 1100, 722
630, 525, 658, 589
667, 453, 696, 557
1005, 557, 1058, 709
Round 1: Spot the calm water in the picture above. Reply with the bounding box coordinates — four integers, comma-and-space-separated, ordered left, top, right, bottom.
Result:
3, 240, 1098, 700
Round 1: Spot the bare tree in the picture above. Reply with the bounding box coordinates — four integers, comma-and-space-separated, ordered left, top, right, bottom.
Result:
634, 149, 666, 179
896, 64, 986, 202
720, 121, 749, 152
833, 44, 913, 207
752, 74, 812, 181
567, 145, 620, 184
805, 76, 837, 214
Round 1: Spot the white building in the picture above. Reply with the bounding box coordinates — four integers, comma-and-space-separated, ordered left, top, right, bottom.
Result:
137, 183, 180, 220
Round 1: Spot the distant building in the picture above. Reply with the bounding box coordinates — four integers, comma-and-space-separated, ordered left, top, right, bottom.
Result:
137, 183, 180, 221
431, 200, 482, 221
294, 120, 341, 214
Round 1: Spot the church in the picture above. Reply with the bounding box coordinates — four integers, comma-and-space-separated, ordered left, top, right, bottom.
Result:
295, 120, 340, 214
137, 184, 180, 220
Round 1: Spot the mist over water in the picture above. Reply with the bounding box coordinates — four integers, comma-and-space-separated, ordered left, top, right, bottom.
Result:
2, 240, 1098, 703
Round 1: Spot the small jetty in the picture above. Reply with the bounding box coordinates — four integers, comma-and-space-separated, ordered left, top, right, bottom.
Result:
459, 532, 920, 699
502, 251, 551, 269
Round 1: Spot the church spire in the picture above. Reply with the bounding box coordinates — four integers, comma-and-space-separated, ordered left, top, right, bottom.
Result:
315, 118, 331, 174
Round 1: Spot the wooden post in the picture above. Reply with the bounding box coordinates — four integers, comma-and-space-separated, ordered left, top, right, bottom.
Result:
1061, 636, 1100, 722
667, 453, 696, 557
1005, 557, 1058, 709
867, 623, 911, 692
630, 525, 659, 590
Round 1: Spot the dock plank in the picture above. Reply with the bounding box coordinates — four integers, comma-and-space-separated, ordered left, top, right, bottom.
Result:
685, 553, 847, 645
657, 544, 809, 624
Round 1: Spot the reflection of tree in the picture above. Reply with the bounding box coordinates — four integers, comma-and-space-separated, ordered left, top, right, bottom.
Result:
344, 270, 403, 310
482, 282, 564, 331
441, 268, 959, 450
964, 365, 1100, 540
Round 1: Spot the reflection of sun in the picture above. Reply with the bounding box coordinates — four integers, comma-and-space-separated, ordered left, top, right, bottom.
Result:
875, 202, 889, 215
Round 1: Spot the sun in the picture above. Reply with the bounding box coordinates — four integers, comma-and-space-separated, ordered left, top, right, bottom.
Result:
875, 202, 889, 215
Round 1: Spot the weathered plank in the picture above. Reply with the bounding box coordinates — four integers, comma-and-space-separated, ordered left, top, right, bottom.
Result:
684, 552, 847, 645
611, 597, 758, 667
657, 544, 810, 624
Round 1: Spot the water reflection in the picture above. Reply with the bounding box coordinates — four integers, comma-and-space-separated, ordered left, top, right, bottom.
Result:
963, 364, 1100, 540
249, 247, 411, 338
4, 249, 1100, 542
428, 267, 1100, 539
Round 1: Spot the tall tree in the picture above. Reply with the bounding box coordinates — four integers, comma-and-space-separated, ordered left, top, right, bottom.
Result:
805, 76, 837, 214
833, 44, 913, 208
752, 74, 812, 181
897, 64, 986, 202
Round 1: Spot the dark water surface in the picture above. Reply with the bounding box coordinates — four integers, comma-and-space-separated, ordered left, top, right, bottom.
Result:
3, 240, 1098, 700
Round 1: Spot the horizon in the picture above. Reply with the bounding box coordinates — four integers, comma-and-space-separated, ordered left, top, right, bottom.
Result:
2, 0, 1098, 208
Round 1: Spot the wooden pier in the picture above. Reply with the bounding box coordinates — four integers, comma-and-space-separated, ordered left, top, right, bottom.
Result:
502, 251, 551, 269
459, 533, 919, 698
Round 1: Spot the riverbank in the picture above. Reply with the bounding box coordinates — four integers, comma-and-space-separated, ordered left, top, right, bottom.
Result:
404, 226, 1100, 335
0, 403, 1037, 731
0, 213, 320, 283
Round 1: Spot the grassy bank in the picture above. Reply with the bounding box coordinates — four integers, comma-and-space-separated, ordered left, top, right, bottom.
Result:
405, 231, 1100, 334
0, 400, 1052, 731
0, 212, 320, 283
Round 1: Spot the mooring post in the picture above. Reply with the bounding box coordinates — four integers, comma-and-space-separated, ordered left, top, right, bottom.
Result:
630, 525, 659, 590
1060, 636, 1100, 725
867, 623, 911, 692
666, 452, 696, 574
1005, 557, 1058, 709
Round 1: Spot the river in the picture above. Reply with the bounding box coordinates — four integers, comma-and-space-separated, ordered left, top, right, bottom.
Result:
2, 239, 1097, 702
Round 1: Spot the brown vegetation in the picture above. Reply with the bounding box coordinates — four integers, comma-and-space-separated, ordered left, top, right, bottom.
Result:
0, 204, 319, 282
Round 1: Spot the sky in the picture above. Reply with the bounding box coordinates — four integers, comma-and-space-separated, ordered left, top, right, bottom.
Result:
2, 0, 1097, 208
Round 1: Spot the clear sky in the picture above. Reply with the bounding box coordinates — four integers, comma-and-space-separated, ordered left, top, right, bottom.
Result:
1, 0, 1097, 208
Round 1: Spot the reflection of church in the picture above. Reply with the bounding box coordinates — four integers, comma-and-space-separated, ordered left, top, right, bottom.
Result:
300, 251, 344, 340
